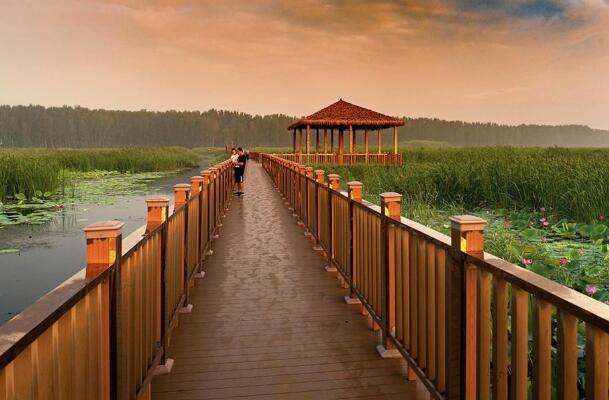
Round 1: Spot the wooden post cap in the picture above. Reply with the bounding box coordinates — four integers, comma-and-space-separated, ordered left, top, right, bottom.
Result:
449, 215, 487, 232
314, 170, 325, 183
348, 181, 363, 201
191, 176, 204, 192
305, 167, 314, 177
327, 174, 340, 190
380, 192, 402, 219
83, 221, 124, 239
201, 170, 212, 176
146, 197, 170, 207
173, 183, 190, 191
379, 192, 402, 203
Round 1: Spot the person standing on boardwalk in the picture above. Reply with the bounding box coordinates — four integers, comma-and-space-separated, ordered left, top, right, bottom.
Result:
230, 148, 238, 164
234, 147, 247, 195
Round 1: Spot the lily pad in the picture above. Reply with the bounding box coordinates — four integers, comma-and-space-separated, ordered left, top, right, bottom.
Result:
0, 249, 20, 254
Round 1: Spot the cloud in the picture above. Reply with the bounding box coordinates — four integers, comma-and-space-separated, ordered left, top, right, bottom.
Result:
1, 0, 608, 127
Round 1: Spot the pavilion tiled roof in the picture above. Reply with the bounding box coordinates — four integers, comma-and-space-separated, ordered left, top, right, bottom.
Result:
287, 99, 405, 130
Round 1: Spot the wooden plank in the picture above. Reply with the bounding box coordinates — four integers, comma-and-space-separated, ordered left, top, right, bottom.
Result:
435, 248, 446, 393
492, 278, 508, 400
409, 233, 418, 359
417, 237, 427, 368
476, 269, 491, 400
401, 230, 410, 350
426, 241, 436, 380
585, 324, 609, 399
557, 311, 578, 400
532, 298, 552, 400
510, 286, 529, 400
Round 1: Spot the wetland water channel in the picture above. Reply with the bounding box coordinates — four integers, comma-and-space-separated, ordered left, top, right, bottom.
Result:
0, 162, 210, 325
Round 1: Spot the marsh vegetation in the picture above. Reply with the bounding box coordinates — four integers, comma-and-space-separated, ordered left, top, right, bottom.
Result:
317, 147, 609, 304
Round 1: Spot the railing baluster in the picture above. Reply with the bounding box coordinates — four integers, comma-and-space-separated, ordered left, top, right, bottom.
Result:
476, 269, 492, 399
532, 297, 552, 400
557, 311, 578, 400
585, 324, 609, 399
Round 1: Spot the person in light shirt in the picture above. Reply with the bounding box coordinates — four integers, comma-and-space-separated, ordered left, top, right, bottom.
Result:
230, 148, 238, 164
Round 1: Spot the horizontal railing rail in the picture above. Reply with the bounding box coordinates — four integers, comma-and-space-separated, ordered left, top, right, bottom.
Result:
261, 152, 609, 400
271, 152, 402, 165
0, 159, 234, 400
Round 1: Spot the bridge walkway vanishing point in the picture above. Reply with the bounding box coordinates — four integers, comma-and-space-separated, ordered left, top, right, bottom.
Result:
151, 162, 429, 399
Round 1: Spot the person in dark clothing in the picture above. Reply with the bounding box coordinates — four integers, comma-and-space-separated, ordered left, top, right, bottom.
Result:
234, 147, 247, 195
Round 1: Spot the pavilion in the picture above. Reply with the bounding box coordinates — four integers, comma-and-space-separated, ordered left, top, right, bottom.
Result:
287, 99, 404, 164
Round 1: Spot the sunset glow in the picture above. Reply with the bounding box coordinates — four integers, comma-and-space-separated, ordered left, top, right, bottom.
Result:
1, 0, 608, 127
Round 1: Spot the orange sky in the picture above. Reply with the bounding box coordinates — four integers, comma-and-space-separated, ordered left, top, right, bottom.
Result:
1, 0, 608, 128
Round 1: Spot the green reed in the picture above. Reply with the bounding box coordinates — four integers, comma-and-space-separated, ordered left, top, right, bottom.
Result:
319, 147, 609, 223
0, 147, 201, 201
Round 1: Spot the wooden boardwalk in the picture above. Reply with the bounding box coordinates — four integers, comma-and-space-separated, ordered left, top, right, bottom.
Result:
152, 162, 429, 400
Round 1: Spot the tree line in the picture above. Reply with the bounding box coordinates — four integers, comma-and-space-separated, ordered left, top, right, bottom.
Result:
1, 105, 608, 148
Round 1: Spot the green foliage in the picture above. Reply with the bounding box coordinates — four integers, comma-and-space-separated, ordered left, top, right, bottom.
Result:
0, 105, 296, 148
323, 147, 609, 222
316, 147, 609, 302
0, 147, 200, 202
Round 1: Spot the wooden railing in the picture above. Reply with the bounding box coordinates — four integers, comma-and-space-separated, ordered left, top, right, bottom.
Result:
272, 153, 402, 165
261, 153, 609, 400
0, 160, 233, 400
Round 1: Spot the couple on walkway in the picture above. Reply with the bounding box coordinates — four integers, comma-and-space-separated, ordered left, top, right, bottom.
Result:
230, 147, 248, 196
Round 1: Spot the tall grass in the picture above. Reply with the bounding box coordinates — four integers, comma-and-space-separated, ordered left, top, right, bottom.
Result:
0, 147, 201, 201
318, 147, 609, 222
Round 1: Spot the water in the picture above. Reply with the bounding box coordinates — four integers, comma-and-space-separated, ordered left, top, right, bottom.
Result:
0, 164, 208, 325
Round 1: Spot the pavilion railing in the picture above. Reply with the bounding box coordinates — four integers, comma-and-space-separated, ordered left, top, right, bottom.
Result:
261, 153, 609, 400
271, 153, 402, 165
0, 159, 233, 400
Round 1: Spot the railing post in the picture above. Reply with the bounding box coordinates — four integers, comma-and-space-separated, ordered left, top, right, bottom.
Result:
345, 181, 363, 305
326, 174, 339, 273
144, 198, 174, 377
297, 165, 306, 225
446, 215, 487, 400
84, 220, 124, 400
201, 170, 213, 256
304, 167, 314, 235
314, 170, 325, 251
377, 192, 402, 358
190, 176, 205, 278
173, 184, 193, 314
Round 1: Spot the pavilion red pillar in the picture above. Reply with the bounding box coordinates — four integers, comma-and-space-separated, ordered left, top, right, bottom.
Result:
292, 128, 296, 154
323, 129, 328, 153
393, 126, 398, 155
377, 129, 382, 154
338, 129, 344, 164
364, 129, 369, 164
306, 125, 311, 155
